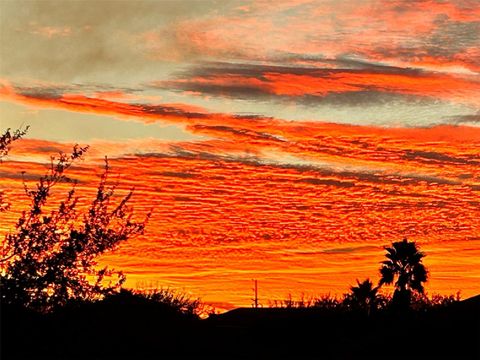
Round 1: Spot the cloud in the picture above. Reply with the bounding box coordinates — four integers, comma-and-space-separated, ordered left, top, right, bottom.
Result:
426, 19, 480, 58
3, 81, 480, 175
2, 125, 480, 305
296, 178, 356, 188
156, 61, 480, 107
30, 25, 72, 38
443, 112, 480, 125
159, 171, 197, 179
138, 0, 480, 75
403, 149, 480, 166
322, 245, 378, 254
0, 0, 226, 83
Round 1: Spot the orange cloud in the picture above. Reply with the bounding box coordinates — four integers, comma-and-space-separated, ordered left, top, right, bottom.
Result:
2, 80, 480, 179
2, 136, 479, 306
2, 79, 480, 307
31, 25, 72, 38
2, 0, 480, 310
162, 68, 480, 107
141, 0, 480, 75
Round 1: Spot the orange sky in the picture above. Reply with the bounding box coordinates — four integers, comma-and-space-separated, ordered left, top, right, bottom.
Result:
2, 120, 479, 310
1, 0, 479, 310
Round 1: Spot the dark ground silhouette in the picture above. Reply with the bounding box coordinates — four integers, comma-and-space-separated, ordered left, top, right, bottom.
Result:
2, 293, 479, 360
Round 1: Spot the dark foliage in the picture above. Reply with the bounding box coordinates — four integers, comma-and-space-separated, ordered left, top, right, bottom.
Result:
409, 291, 462, 311
0, 126, 29, 160
106, 288, 203, 318
0, 147, 149, 312
343, 278, 386, 315
313, 294, 343, 310
379, 238, 428, 308
2, 294, 477, 360
0, 126, 29, 212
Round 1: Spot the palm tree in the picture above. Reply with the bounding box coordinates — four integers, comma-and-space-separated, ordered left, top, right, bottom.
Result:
379, 238, 428, 308
344, 278, 379, 315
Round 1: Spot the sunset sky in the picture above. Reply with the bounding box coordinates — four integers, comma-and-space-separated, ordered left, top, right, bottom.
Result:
1, 0, 479, 310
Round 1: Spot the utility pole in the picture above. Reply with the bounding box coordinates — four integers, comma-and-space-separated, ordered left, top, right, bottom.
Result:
252, 279, 258, 308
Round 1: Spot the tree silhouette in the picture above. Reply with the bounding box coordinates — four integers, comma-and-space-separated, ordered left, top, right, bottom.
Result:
344, 278, 380, 315
0, 126, 29, 160
0, 146, 149, 312
379, 238, 428, 309
0, 126, 29, 212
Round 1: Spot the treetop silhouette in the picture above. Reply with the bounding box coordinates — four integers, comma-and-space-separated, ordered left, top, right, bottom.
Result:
0, 126, 29, 160
0, 146, 149, 312
0, 126, 29, 212
379, 238, 428, 308
344, 278, 381, 315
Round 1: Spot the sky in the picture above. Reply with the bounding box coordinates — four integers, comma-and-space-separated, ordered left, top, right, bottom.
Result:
0, 0, 479, 310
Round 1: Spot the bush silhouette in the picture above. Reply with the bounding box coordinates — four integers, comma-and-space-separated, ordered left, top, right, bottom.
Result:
343, 278, 383, 315
103, 288, 203, 319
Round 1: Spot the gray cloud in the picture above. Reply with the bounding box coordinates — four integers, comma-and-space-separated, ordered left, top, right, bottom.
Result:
33, 145, 66, 154
154, 61, 457, 108
168, 60, 423, 81
443, 113, 480, 124
0, 170, 82, 184
159, 171, 197, 179
371, 17, 480, 70
426, 19, 480, 58
403, 149, 480, 166
322, 245, 377, 254
191, 125, 286, 142
0, 0, 224, 83
16, 84, 141, 99
277, 54, 424, 74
